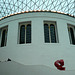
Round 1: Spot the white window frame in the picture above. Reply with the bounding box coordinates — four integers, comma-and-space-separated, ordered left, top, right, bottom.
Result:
68, 24, 75, 44
19, 21, 31, 44
44, 21, 58, 43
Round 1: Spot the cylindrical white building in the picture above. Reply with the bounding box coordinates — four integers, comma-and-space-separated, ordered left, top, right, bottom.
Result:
0, 11, 75, 75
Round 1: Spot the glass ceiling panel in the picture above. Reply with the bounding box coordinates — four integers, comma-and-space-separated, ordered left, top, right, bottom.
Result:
0, 0, 75, 19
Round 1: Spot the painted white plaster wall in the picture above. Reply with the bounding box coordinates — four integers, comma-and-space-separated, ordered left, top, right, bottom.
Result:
0, 12, 75, 73
0, 61, 75, 75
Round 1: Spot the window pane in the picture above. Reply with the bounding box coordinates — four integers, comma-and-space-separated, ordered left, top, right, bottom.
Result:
26, 24, 31, 43
1, 30, 7, 47
50, 24, 56, 43
5, 30, 7, 46
70, 27, 75, 44
20, 25, 25, 44
44, 24, 50, 43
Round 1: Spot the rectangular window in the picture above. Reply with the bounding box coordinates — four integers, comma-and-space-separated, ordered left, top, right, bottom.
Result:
0, 26, 8, 47
68, 24, 75, 45
19, 21, 31, 44
44, 21, 58, 43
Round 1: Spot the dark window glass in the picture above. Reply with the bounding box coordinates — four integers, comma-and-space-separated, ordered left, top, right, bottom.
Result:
70, 27, 75, 44
50, 24, 56, 43
44, 24, 50, 43
26, 24, 31, 43
1, 29, 7, 47
20, 25, 25, 44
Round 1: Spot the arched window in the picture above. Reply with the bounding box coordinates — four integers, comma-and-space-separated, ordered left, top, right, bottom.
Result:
1, 28, 8, 47
44, 21, 58, 43
44, 24, 50, 43
68, 27, 75, 44
20, 25, 25, 44
70, 27, 75, 44
50, 24, 56, 43
19, 22, 31, 44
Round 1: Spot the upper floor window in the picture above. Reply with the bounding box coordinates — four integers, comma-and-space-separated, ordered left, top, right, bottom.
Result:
19, 21, 31, 44
44, 21, 58, 43
0, 26, 8, 47
68, 24, 75, 45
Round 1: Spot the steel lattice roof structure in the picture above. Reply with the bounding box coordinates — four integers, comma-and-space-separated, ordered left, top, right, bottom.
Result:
0, 0, 75, 19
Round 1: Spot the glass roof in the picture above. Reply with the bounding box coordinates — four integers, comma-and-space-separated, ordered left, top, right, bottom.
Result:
0, 0, 75, 19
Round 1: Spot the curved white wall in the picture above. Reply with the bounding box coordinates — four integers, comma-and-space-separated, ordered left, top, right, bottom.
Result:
0, 12, 75, 70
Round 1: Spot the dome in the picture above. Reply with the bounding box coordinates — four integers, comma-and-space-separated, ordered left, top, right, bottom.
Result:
0, 1, 75, 75
0, 12, 75, 75
0, 0, 75, 19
